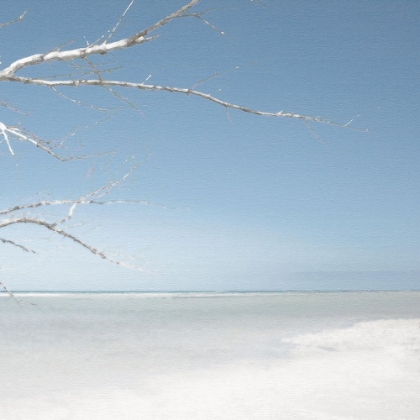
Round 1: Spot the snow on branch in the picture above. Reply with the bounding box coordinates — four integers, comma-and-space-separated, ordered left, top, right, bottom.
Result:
0, 0, 356, 156
0, 1, 211, 158
0, 1, 200, 78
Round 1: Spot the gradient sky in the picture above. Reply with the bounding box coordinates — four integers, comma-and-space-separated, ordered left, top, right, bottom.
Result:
1, 0, 419, 291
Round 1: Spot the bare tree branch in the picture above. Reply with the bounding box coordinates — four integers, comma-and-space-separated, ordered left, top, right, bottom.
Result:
180, 8, 227, 35
106, 0, 135, 42
0, 237, 37, 253
0, 280, 22, 304
0, 197, 171, 219
0, 163, 142, 216
0, 217, 145, 271
0, 1, 362, 299
0, 165, 150, 280
6, 77, 352, 127
0, 123, 118, 161
50, 86, 113, 112
0, 122, 16, 155
0, 0, 362, 162
125, 0, 201, 42
0, 10, 27, 29
0, 100, 28, 115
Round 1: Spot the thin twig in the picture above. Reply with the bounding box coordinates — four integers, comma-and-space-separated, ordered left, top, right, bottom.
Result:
6, 77, 361, 129
106, 0, 135, 42
0, 10, 27, 29
0, 237, 37, 253
50, 86, 112, 112
0, 218, 145, 271
0, 280, 21, 304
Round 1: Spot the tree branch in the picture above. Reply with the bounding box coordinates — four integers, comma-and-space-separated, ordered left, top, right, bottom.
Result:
0, 122, 118, 161
1, 170, 131, 237
0, 36, 155, 78
0, 0, 361, 162
0, 1, 362, 299
0, 1, 201, 78
0, 164, 140, 218
1, 166, 148, 274
0, 280, 22, 304
0, 10, 27, 29
0, 237, 36, 253
5, 77, 351, 127
0, 218, 145, 271
105, 0, 135, 43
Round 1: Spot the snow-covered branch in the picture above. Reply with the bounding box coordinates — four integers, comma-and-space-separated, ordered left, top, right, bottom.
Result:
0, 1, 209, 159
0, 1, 199, 78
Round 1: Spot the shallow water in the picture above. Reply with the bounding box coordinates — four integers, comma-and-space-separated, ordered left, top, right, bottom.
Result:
1, 292, 419, 419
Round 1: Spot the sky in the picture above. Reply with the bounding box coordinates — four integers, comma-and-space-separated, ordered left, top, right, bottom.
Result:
1, 0, 419, 291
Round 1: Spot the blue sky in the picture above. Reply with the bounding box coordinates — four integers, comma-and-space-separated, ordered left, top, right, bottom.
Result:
1, 0, 419, 291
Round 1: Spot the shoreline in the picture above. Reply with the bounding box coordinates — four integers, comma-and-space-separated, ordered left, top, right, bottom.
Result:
2, 289, 420, 298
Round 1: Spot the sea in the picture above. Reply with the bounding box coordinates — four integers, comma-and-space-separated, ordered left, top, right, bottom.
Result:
0, 291, 419, 420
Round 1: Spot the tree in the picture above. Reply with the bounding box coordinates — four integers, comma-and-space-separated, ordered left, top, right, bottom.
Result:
0, 0, 350, 300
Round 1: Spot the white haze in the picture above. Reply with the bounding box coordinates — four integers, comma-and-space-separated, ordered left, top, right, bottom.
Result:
1, 292, 419, 420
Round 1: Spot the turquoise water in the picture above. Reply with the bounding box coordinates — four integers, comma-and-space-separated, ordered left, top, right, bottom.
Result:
1, 292, 419, 419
